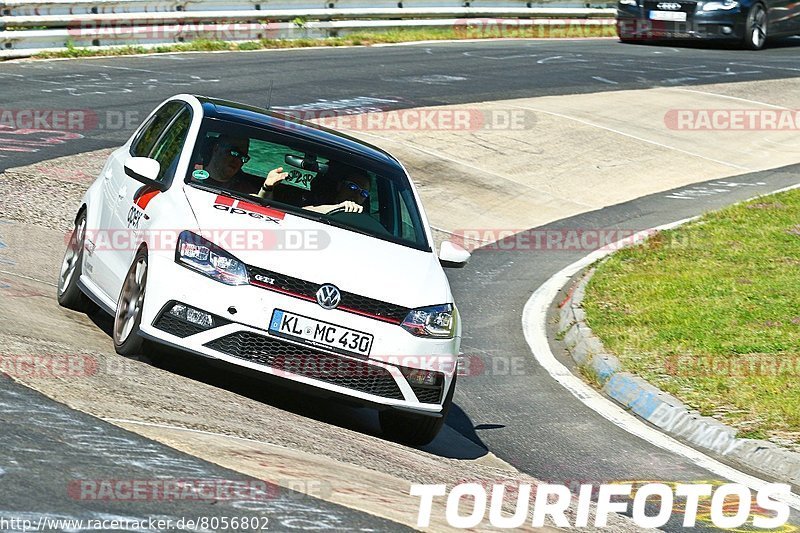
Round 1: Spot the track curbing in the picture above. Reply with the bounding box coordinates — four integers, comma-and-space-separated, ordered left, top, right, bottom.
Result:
556, 235, 800, 489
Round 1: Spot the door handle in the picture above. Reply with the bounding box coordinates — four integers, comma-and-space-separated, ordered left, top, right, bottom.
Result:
117, 188, 126, 199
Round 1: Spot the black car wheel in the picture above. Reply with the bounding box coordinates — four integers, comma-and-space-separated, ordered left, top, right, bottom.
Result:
379, 373, 457, 446
113, 248, 148, 356
57, 211, 92, 312
743, 3, 768, 50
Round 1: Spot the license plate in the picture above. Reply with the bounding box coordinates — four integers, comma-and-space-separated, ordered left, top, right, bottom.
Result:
649, 10, 687, 20
269, 309, 373, 357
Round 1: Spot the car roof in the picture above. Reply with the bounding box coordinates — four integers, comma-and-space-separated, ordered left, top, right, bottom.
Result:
193, 95, 405, 172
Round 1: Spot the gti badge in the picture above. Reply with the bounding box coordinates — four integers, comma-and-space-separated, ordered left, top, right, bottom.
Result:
316, 284, 341, 310
254, 274, 275, 285
657, 2, 681, 9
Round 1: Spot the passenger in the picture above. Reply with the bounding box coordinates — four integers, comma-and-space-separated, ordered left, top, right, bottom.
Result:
199, 134, 287, 196
304, 163, 371, 215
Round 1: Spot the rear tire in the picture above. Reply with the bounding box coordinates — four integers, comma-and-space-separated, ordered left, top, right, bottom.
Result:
57, 211, 91, 312
113, 249, 149, 356
743, 3, 767, 50
379, 373, 457, 446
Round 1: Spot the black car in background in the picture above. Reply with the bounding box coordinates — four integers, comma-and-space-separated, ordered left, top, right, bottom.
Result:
617, 0, 800, 49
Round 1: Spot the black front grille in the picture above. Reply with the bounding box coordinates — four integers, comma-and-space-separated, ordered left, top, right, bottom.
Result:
643, 1, 696, 13
411, 386, 443, 404
247, 265, 410, 324
154, 312, 208, 338
204, 331, 405, 400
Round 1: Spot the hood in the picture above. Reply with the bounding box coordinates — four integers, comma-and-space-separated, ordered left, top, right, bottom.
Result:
183, 186, 450, 308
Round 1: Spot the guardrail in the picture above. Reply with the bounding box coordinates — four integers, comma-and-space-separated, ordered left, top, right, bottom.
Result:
0, 3, 618, 58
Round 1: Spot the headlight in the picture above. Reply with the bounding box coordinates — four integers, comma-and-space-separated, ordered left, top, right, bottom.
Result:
702, 0, 738, 10
176, 231, 249, 286
619, 0, 638, 6
401, 304, 458, 338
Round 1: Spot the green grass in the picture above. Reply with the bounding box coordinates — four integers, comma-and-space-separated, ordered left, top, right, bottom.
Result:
583, 191, 800, 448
33, 25, 616, 60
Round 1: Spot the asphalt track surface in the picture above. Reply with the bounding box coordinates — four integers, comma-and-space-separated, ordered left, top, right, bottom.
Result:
2, 39, 800, 531
0, 374, 411, 532
2, 37, 800, 172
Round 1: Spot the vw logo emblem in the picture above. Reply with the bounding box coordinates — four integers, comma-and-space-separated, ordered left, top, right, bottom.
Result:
316, 284, 341, 310
657, 2, 681, 9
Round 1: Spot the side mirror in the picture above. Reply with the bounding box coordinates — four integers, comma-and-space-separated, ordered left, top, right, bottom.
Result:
439, 240, 470, 269
124, 157, 166, 191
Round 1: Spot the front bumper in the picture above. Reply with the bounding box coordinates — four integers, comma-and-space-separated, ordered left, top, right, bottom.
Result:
139, 253, 459, 414
617, 3, 747, 40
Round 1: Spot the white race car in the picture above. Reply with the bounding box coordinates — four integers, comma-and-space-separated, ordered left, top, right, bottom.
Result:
57, 94, 470, 445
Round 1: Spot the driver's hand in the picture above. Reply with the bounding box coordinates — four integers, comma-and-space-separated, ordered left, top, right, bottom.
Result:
331, 201, 363, 214
265, 167, 288, 188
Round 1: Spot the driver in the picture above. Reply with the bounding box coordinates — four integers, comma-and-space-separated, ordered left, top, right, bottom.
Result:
200, 134, 287, 196
304, 163, 370, 215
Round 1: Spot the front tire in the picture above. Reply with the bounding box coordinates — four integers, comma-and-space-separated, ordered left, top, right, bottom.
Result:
113, 248, 148, 356
743, 3, 767, 50
379, 373, 457, 446
57, 211, 91, 312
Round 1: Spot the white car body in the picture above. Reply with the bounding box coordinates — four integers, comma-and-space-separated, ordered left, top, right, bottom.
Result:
60, 94, 468, 442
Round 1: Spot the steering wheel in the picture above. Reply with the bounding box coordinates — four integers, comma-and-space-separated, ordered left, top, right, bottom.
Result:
325, 206, 351, 216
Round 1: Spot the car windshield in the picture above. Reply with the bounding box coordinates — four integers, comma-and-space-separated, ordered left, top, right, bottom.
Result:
184, 118, 430, 251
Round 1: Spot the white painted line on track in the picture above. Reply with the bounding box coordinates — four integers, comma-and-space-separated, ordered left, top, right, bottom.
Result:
730, 63, 800, 73
521, 184, 800, 511
668, 87, 791, 109
509, 104, 751, 172
0, 270, 56, 287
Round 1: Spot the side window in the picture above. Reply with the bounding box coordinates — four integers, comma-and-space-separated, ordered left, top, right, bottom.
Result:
130, 101, 184, 157
150, 107, 192, 183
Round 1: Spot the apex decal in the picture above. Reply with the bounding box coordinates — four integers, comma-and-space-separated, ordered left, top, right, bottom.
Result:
213, 195, 285, 224
127, 186, 160, 229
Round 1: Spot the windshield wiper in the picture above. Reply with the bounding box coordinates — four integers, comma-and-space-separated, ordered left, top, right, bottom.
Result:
320, 216, 375, 239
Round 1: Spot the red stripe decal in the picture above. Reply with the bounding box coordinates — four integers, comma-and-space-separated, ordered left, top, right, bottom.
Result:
135, 189, 160, 210
214, 195, 286, 220
215, 195, 235, 207
338, 306, 403, 324
251, 281, 316, 302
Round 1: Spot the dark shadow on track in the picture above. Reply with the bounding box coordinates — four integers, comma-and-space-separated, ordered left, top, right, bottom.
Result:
618, 35, 800, 51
